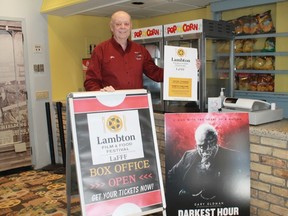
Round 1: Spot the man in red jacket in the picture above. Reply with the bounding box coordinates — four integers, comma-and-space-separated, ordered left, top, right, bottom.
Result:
84, 10, 200, 92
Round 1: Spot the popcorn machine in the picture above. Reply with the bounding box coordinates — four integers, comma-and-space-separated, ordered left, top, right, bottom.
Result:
131, 25, 164, 112
163, 19, 234, 112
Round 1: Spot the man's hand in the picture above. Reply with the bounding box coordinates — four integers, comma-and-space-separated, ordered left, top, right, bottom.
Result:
100, 85, 115, 92
196, 59, 201, 70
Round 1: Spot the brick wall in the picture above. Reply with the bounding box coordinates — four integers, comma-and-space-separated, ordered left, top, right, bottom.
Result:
54, 104, 288, 216
249, 130, 288, 216
154, 113, 165, 185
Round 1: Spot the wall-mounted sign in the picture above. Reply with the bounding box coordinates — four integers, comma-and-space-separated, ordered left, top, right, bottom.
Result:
131, 25, 163, 40
164, 19, 203, 36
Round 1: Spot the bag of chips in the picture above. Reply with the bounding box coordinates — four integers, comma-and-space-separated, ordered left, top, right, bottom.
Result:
262, 37, 275, 52
256, 10, 275, 33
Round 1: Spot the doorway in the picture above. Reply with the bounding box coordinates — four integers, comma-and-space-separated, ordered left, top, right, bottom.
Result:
0, 19, 31, 171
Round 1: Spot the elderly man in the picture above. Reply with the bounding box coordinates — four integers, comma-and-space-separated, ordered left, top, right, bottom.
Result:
84, 10, 200, 92
167, 123, 243, 202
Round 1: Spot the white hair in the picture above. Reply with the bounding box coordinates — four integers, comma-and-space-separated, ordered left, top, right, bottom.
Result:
195, 123, 218, 141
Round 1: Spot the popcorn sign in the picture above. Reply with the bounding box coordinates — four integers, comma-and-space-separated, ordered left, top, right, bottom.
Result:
164, 19, 203, 36
131, 25, 163, 40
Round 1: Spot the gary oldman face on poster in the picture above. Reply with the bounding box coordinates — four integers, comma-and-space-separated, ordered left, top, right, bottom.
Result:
165, 113, 250, 216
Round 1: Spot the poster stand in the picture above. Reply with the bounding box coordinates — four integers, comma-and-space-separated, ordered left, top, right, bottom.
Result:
65, 101, 72, 216
164, 112, 251, 215
66, 89, 166, 216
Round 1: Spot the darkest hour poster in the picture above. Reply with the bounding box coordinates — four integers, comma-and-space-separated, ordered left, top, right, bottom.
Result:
165, 112, 250, 216
69, 90, 165, 216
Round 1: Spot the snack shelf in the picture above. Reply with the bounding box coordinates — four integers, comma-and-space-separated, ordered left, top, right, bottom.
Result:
231, 31, 288, 94
233, 32, 288, 58
234, 69, 288, 74
214, 31, 288, 97
221, 8, 288, 117
234, 52, 288, 57
234, 32, 288, 39
218, 51, 288, 57
234, 90, 287, 94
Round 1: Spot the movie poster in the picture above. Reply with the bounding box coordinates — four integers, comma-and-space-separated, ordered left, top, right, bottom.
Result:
165, 112, 250, 216
68, 90, 165, 216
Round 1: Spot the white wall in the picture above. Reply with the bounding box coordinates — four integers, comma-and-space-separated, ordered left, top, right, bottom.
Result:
0, 0, 57, 169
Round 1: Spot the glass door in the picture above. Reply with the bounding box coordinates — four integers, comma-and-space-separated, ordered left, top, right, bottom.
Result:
206, 38, 232, 99
143, 42, 162, 110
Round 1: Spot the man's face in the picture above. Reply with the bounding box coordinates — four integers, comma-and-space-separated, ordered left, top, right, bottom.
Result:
110, 12, 132, 40
196, 133, 217, 161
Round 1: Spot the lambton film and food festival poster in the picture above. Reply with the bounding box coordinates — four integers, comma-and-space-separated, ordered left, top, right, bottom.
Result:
165, 112, 250, 216
68, 90, 165, 216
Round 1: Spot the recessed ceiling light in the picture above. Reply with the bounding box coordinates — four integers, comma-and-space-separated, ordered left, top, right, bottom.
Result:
132, 2, 144, 5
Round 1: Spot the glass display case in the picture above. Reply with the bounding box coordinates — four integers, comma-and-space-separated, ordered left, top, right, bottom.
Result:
131, 25, 164, 112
